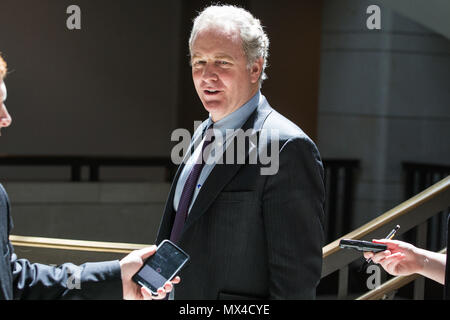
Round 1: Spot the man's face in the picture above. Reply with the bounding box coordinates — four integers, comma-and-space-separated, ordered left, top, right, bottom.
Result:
0, 79, 12, 135
191, 27, 262, 122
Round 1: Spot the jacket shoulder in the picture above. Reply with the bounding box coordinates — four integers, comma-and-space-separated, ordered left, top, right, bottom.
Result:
260, 106, 315, 146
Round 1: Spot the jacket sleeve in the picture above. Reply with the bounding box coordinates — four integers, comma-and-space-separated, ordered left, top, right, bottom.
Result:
1, 184, 123, 300
262, 136, 325, 299
10, 247, 123, 300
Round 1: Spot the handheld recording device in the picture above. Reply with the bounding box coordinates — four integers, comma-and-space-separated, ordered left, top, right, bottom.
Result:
132, 240, 190, 295
339, 239, 388, 253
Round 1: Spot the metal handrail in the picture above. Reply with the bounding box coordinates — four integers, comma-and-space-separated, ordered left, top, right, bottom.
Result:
8, 176, 449, 299
322, 175, 450, 277
0, 155, 176, 182
9, 235, 149, 254
321, 175, 449, 299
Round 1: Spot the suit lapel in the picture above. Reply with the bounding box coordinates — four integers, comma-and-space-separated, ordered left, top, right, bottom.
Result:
157, 122, 208, 242
182, 96, 273, 235
157, 162, 183, 242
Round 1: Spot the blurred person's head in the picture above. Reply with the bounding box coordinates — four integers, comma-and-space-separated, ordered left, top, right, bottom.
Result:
189, 5, 269, 122
0, 53, 12, 135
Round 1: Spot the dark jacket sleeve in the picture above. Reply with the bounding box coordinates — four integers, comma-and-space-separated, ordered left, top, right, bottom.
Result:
262, 136, 325, 299
1, 184, 123, 300
10, 248, 123, 300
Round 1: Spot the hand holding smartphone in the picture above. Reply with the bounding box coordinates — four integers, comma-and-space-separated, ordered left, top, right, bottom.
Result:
132, 240, 190, 295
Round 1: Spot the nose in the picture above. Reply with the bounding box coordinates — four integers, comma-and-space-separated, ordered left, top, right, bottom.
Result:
0, 103, 12, 128
201, 63, 218, 82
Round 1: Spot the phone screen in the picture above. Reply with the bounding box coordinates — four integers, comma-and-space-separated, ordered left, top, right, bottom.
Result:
132, 240, 189, 294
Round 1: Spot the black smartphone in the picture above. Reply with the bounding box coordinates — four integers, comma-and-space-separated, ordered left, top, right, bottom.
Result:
132, 240, 190, 295
339, 239, 388, 253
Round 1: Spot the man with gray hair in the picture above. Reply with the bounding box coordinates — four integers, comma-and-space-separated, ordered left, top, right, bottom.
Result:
156, 5, 325, 299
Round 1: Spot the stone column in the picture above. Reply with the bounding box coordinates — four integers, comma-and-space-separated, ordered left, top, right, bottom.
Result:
317, 0, 450, 228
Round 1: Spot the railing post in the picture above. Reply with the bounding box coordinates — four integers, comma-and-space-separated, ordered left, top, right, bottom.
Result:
89, 164, 99, 182
328, 167, 338, 240
413, 221, 428, 300
71, 165, 81, 182
338, 265, 349, 299
343, 166, 355, 235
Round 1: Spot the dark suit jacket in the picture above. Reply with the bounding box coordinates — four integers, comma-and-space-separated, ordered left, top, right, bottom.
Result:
0, 184, 123, 300
156, 95, 325, 300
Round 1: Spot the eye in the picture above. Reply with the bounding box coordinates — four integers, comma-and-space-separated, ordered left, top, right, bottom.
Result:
217, 61, 229, 66
192, 60, 206, 67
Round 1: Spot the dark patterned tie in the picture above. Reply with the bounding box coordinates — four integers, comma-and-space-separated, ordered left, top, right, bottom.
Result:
170, 125, 215, 243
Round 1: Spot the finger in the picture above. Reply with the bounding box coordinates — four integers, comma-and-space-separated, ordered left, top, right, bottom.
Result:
171, 276, 181, 284
383, 252, 405, 261
372, 239, 400, 251
371, 250, 391, 264
381, 252, 405, 265
164, 281, 173, 293
363, 252, 374, 259
370, 251, 388, 264
141, 286, 153, 300
380, 254, 401, 268
382, 255, 405, 274
379, 260, 394, 274
152, 287, 167, 300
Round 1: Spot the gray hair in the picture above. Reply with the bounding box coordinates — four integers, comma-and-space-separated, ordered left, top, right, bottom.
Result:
189, 5, 270, 86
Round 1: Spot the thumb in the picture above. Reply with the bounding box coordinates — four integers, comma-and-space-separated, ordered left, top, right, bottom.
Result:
137, 245, 157, 260
141, 286, 154, 300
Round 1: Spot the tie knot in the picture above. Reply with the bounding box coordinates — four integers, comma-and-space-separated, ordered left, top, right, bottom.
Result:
203, 124, 215, 143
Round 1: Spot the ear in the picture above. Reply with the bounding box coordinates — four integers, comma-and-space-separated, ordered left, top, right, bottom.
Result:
249, 57, 264, 84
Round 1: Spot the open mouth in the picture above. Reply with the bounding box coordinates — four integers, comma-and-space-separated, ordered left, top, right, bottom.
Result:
204, 89, 221, 96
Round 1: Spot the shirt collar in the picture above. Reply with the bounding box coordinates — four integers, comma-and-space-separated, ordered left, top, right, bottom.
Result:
204, 90, 260, 137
